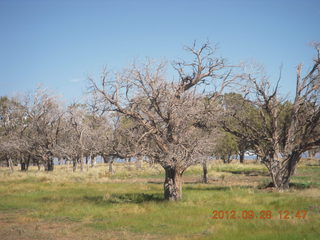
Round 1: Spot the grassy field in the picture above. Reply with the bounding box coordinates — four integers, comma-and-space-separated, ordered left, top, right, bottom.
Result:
0, 160, 319, 240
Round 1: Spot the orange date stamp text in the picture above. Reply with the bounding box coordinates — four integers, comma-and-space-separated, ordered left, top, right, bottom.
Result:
211, 210, 308, 220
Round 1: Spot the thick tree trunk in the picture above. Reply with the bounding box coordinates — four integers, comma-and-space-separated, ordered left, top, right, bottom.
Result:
268, 154, 301, 191
239, 151, 245, 164
164, 167, 182, 201
202, 160, 208, 184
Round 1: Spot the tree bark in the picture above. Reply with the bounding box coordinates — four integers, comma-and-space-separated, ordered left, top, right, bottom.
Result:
164, 167, 182, 201
239, 151, 245, 164
202, 160, 208, 184
267, 153, 300, 191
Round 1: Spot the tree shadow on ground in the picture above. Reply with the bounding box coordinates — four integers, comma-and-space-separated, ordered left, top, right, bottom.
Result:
184, 185, 253, 191
221, 170, 269, 176
289, 182, 312, 189
83, 193, 164, 204
258, 182, 312, 190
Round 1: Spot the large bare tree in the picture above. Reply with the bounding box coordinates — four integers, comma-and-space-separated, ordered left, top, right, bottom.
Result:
89, 43, 235, 200
221, 44, 320, 190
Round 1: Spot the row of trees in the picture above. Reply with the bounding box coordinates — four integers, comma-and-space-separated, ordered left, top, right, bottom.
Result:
1, 42, 319, 200
0, 90, 129, 173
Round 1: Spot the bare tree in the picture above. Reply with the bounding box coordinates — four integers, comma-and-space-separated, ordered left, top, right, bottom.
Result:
23, 88, 64, 171
221, 44, 320, 190
89, 43, 235, 200
0, 96, 31, 171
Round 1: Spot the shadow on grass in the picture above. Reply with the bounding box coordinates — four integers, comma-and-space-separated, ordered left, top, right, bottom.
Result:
221, 170, 269, 176
84, 193, 164, 204
258, 181, 312, 190
184, 186, 230, 191
147, 180, 220, 184
290, 182, 312, 189
184, 185, 253, 191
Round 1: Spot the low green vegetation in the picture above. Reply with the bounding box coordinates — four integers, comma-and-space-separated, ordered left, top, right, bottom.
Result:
0, 160, 319, 240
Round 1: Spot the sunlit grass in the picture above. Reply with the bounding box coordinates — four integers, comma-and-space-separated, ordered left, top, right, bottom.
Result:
0, 159, 319, 239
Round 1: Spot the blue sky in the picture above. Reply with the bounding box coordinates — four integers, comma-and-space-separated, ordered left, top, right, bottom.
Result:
0, 0, 319, 102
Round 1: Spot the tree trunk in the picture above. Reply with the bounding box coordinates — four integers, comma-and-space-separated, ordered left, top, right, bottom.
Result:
268, 153, 301, 191
126, 158, 132, 171
8, 158, 14, 173
80, 156, 84, 172
37, 161, 41, 171
91, 155, 96, 168
73, 159, 77, 172
164, 167, 182, 201
20, 162, 27, 171
136, 156, 142, 170
202, 160, 208, 184
45, 158, 54, 171
20, 155, 30, 171
109, 159, 114, 173
239, 151, 245, 164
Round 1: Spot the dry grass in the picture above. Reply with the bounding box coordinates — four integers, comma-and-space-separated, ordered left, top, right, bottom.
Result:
0, 159, 319, 240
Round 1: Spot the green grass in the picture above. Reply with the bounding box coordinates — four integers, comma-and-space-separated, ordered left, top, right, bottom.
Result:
0, 160, 319, 240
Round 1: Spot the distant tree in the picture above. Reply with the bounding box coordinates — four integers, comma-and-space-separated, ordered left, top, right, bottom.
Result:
213, 131, 238, 163
307, 148, 319, 158
0, 96, 27, 171
219, 93, 255, 163
23, 88, 64, 171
